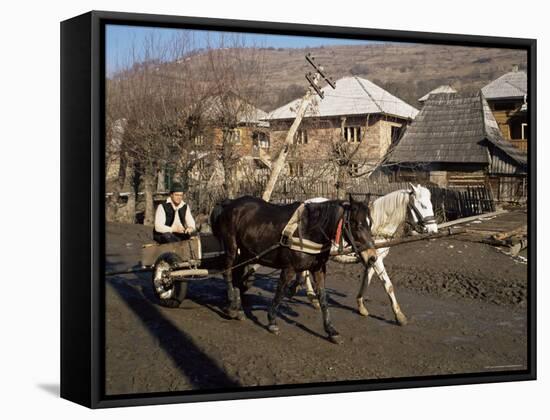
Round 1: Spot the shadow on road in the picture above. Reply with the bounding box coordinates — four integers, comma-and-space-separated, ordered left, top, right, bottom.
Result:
107, 277, 241, 390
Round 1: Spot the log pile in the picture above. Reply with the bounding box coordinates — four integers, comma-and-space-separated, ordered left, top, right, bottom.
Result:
480, 224, 527, 256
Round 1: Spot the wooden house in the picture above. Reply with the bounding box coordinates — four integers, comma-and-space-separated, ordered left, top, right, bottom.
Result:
482, 68, 528, 151
264, 76, 418, 177
387, 92, 527, 202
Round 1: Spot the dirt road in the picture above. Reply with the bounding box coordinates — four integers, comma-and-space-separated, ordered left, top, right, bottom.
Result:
105, 222, 528, 395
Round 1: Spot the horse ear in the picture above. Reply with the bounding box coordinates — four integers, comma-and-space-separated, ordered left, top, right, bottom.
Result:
408, 182, 416, 194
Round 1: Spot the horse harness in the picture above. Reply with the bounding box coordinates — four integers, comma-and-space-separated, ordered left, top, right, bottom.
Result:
280, 203, 333, 254
222, 202, 368, 273
406, 195, 437, 233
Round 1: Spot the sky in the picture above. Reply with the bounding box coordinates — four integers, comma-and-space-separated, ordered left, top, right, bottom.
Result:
106, 24, 378, 76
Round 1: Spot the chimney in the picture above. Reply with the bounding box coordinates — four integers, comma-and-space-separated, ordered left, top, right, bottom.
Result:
512, 64, 519, 72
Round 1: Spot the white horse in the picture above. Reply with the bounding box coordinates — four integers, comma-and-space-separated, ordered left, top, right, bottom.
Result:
301, 183, 438, 326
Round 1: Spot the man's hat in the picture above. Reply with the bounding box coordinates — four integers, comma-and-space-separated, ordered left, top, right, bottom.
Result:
169, 182, 185, 193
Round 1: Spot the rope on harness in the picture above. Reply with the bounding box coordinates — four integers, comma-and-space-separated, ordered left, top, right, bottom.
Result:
222, 242, 281, 274
280, 203, 333, 254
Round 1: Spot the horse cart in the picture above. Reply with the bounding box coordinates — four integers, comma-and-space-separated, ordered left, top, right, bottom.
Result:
137, 233, 230, 308
107, 224, 462, 310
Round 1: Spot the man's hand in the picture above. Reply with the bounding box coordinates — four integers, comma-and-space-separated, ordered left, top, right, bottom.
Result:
174, 225, 185, 234
184, 227, 194, 234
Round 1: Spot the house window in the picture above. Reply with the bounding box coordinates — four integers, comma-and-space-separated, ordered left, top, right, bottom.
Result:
288, 162, 304, 176
391, 126, 401, 144
294, 129, 308, 144
349, 163, 360, 175
343, 126, 362, 143
510, 121, 527, 140
196, 159, 205, 171
193, 135, 204, 146
224, 128, 242, 144
521, 123, 528, 140
254, 131, 270, 149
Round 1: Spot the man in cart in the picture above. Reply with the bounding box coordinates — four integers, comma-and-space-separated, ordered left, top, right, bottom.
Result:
153, 182, 197, 244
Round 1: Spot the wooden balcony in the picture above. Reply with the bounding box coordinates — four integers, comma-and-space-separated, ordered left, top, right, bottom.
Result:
510, 139, 528, 152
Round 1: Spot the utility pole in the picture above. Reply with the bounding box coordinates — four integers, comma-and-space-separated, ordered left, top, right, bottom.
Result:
262, 53, 336, 202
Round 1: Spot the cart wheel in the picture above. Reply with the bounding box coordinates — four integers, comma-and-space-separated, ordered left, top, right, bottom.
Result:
152, 252, 188, 308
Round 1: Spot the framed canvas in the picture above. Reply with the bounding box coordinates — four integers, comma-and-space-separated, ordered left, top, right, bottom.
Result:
60, 10, 536, 408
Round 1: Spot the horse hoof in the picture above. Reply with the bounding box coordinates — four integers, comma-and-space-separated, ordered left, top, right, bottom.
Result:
358, 306, 369, 317
267, 324, 280, 335
329, 334, 343, 345
396, 314, 408, 326
307, 294, 320, 310
226, 308, 238, 319
236, 311, 246, 321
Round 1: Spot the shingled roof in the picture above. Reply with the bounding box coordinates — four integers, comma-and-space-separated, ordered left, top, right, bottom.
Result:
266, 76, 418, 121
481, 70, 527, 100
418, 85, 457, 102
388, 92, 526, 166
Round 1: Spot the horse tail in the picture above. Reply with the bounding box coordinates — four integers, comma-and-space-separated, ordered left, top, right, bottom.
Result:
210, 198, 232, 238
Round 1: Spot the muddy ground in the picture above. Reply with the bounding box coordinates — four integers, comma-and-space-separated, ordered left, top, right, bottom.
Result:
105, 222, 528, 395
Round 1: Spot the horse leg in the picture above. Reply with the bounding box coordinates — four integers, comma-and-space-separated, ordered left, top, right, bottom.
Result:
357, 266, 375, 317
285, 272, 302, 298
373, 258, 408, 326
286, 271, 320, 309
313, 267, 342, 344
267, 268, 294, 335
231, 264, 246, 320
222, 239, 240, 319
304, 271, 320, 310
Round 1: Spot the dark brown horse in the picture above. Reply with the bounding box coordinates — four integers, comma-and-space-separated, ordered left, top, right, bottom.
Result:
210, 195, 377, 344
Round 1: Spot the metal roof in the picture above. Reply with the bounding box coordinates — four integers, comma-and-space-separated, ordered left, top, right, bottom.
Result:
266, 76, 418, 121
481, 70, 527, 100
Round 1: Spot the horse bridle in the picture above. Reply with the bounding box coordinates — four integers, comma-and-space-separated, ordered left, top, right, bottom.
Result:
407, 194, 437, 233
340, 204, 374, 269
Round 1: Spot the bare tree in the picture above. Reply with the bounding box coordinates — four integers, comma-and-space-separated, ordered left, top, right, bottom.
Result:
107, 31, 215, 224
203, 33, 268, 198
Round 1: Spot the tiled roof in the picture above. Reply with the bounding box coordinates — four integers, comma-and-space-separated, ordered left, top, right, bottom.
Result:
202, 94, 269, 127
266, 76, 418, 121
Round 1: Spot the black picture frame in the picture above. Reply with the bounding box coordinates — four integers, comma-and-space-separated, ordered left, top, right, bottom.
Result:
61, 10, 537, 409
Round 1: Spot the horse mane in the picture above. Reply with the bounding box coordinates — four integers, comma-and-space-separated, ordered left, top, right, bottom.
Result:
210, 198, 233, 239
303, 200, 343, 240
370, 190, 411, 238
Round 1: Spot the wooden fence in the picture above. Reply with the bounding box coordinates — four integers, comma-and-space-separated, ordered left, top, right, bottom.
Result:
348, 183, 494, 223
429, 185, 495, 222
200, 180, 494, 223
142, 176, 495, 225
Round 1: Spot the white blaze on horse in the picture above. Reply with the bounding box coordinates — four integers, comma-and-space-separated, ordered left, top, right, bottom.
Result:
301, 183, 438, 326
